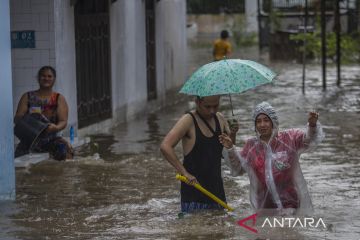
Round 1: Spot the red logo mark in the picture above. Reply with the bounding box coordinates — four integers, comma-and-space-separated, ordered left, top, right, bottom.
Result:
237, 213, 258, 233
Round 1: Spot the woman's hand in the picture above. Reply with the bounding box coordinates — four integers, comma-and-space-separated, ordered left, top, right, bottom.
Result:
228, 119, 239, 135
46, 123, 58, 133
219, 133, 233, 149
230, 125, 239, 136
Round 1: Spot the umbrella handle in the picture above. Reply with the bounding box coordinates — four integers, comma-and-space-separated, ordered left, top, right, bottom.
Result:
176, 174, 234, 211
229, 94, 234, 116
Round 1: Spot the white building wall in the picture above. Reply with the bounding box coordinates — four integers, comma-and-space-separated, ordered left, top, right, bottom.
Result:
110, 0, 127, 123
109, 0, 186, 124
155, 1, 165, 100
156, 0, 187, 94
10, 0, 56, 113
0, 0, 15, 200
10, 0, 187, 136
10, 0, 77, 137
245, 0, 258, 33
110, 0, 147, 123
53, 0, 77, 132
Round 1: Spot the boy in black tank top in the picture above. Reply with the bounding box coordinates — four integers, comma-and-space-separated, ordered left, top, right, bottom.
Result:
160, 95, 238, 212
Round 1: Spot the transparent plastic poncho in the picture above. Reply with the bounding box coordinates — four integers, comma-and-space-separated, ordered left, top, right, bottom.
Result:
223, 122, 325, 215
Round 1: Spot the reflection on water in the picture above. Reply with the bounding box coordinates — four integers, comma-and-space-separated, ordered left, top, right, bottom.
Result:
1, 43, 359, 239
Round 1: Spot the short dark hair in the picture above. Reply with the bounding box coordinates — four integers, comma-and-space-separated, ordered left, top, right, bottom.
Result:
196, 96, 204, 102
37, 66, 56, 81
220, 30, 229, 39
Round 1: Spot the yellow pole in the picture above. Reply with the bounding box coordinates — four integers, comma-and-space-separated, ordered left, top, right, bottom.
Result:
176, 174, 234, 211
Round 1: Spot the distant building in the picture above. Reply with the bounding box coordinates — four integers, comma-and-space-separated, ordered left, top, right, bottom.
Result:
258, 0, 359, 49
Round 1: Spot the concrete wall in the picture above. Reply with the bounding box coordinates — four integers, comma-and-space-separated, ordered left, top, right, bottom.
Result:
0, 0, 15, 200
187, 14, 246, 36
270, 14, 349, 33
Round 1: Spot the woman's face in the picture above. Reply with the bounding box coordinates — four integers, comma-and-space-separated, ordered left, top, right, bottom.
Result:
255, 114, 273, 138
38, 69, 55, 89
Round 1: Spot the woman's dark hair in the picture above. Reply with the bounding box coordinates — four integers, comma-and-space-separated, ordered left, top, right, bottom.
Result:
220, 30, 229, 39
37, 66, 56, 81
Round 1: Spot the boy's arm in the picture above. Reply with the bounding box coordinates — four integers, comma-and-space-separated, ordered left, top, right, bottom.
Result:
293, 112, 324, 152
160, 114, 197, 184
303, 111, 324, 148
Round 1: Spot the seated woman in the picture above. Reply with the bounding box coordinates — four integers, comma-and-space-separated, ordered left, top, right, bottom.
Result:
14, 66, 73, 160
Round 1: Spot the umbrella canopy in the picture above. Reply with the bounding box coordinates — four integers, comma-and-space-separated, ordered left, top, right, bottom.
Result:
180, 59, 276, 97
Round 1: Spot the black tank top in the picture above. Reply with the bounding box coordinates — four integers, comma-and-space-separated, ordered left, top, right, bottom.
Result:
181, 112, 226, 203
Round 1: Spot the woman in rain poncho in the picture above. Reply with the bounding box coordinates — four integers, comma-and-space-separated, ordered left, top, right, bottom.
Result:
219, 102, 324, 215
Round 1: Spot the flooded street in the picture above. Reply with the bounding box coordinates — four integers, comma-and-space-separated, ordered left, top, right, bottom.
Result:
1, 43, 359, 239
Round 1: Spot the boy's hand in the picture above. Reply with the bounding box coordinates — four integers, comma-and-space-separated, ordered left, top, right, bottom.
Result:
183, 172, 198, 185
219, 133, 233, 149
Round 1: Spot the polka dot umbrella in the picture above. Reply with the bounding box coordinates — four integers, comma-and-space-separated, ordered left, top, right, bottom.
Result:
180, 59, 276, 97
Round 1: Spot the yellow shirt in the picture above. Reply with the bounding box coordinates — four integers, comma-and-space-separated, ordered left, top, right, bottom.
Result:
213, 39, 232, 61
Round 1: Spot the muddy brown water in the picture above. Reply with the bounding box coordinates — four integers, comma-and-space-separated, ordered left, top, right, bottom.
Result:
1, 43, 359, 239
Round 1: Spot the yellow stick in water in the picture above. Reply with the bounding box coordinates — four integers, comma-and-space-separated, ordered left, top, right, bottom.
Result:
176, 174, 234, 211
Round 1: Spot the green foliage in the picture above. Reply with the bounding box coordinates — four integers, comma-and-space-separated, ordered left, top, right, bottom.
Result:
290, 31, 360, 63
269, 9, 283, 32
231, 16, 258, 47
233, 31, 258, 47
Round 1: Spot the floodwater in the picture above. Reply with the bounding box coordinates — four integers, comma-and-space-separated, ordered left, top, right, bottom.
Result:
1, 42, 359, 240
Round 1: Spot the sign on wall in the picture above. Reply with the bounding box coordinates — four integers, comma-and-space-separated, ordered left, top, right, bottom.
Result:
11, 31, 35, 48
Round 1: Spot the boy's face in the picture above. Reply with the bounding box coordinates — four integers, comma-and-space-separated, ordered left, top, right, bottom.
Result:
196, 96, 220, 119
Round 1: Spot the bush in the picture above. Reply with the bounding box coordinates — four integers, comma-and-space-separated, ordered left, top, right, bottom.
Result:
290, 31, 360, 63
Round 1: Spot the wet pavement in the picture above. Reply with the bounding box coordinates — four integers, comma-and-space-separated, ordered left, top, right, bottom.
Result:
1, 42, 360, 239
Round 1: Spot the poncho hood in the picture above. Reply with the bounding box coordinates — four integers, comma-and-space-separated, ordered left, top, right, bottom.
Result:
253, 101, 279, 139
